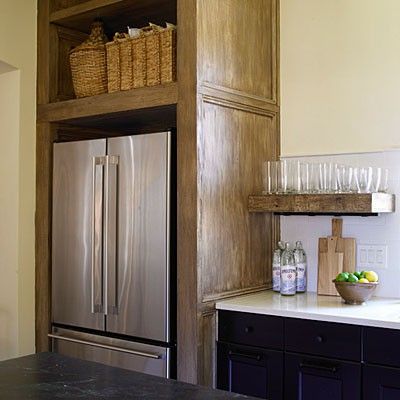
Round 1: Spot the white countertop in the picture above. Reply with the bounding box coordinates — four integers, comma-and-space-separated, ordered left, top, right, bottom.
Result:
216, 290, 400, 330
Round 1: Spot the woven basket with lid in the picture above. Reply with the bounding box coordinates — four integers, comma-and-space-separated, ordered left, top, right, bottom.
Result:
70, 21, 108, 98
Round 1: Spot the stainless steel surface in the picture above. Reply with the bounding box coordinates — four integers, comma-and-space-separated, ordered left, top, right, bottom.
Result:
103, 155, 110, 316
106, 132, 170, 342
51, 327, 169, 378
53, 140, 106, 330
105, 155, 119, 315
91, 156, 106, 314
48, 333, 160, 359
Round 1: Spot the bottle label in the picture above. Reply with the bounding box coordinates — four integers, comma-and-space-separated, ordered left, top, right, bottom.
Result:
272, 263, 280, 291
296, 263, 306, 292
280, 265, 296, 295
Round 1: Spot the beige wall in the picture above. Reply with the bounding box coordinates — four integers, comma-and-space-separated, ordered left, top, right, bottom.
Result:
0, 1, 37, 359
281, 0, 400, 156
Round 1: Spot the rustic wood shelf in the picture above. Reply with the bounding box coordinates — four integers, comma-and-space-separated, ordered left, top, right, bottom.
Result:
37, 82, 178, 125
248, 193, 396, 215
50, 0, 177, 35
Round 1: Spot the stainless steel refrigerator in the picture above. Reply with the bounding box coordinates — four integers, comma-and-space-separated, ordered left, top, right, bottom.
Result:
50, 131, 175, 378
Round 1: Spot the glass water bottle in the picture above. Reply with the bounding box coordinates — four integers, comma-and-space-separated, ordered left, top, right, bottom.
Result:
280, 243, 296, 296
272, 249, 281, 292
294, 241, 307, 293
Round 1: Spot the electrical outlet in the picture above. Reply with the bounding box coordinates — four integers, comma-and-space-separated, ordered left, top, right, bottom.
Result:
357, 244, 387, 270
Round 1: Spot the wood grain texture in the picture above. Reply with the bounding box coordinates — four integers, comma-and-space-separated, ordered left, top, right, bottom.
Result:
248, 193, 396, 214
35, 122, 56, 352
37, 0, 51, 105
198, 100, 277, 302
198, 0, 278, 104
50, 0, 177, 36
176, 0, 198, 384
37, 82, 178, 122
318, 237, 344, 296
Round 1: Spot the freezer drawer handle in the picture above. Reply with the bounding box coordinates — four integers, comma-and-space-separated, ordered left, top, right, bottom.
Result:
48, 334, 161, 359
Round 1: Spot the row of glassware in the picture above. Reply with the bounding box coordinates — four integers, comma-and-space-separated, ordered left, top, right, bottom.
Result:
263, 160, 389, 194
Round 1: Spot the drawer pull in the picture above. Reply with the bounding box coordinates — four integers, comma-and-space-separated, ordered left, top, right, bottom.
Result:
244, 326, 253, 334
228, 350, 261, 361
300, 361, 338, 373
315, 335, 324, 343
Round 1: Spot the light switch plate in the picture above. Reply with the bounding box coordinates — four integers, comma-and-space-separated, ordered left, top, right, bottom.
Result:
357, 244, 387, 270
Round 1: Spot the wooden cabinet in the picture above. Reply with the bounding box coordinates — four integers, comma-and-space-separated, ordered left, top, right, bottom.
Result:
217, 342, 283, 399
285, 353, 361, 400
36, 0, 280, 386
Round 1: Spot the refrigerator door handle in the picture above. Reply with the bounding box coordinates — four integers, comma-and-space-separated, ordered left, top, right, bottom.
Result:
48, 334, 161, 359
104, 155, 119, 316
91, 156, 106, 314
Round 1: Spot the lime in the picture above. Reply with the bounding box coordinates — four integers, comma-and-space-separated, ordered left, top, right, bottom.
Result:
336, 272, 348, 282
359, 271, 366, 279
347, 273, 359, 283
354, 271, 361, 279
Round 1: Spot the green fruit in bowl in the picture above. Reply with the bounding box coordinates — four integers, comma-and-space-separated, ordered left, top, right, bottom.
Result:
347, 273, 359, 283
335, 272, 349, 282
354, 271, 361, 279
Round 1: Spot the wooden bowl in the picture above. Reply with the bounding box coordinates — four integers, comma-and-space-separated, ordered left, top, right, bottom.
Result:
332, 280, 378, 305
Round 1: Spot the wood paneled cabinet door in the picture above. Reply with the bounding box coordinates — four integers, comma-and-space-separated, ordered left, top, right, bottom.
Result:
217, 342, 283, 399
363, 365, 400, 400
284, 353, 361, 400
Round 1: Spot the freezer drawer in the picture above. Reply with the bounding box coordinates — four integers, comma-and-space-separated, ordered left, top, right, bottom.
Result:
50, 328, 169, 378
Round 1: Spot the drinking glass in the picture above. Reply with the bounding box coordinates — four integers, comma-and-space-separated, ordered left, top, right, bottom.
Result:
309, 163, 322, 193
287, 160, 301, 193
380, 168, 389, 193
300, 162, 310, 193
372, 167, 382, 193
263, 161, 280, 194
277, 160, 288, 194
357, 167, 373, 193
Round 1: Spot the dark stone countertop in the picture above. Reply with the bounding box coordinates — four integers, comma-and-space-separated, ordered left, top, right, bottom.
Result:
0, 352, 255, 399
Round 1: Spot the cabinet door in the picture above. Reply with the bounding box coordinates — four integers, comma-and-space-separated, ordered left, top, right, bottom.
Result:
285, 353, 361, 400
217, 342, 283, 399
364, 365, 400, 400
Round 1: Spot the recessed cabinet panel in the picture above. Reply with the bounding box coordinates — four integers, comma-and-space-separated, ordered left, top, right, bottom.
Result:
363, 365, 400, 400
285, 353, 361, 400
217, 342, 283, 400
198, 101, 278, 301
198, 0, 278, 102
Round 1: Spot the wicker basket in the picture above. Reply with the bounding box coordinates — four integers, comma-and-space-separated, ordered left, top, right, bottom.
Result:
106, 33, 129, 93
70, 21, 108, 98
104, 23, 177, 94
160, 24, 177, 84
144, 26, 161, 87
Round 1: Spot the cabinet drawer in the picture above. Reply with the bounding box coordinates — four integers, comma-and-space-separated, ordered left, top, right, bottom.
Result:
218, 311, 284, 350
285, 318, 361, 361
364, 327, 400, 368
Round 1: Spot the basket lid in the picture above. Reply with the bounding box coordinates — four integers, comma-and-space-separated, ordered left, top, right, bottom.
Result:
70, 21, 108, 53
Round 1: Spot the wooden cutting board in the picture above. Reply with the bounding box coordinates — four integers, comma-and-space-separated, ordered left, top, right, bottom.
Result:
317, 219, 356, 296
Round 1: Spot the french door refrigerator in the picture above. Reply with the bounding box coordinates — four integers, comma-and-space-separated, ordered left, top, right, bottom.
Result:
50, 131, 175, 378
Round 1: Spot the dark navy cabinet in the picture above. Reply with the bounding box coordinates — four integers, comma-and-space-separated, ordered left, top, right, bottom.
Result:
217, 310, 400, 400
363, 365, 400, 400
217, 342, 283, 399
285, 353, 361, 400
